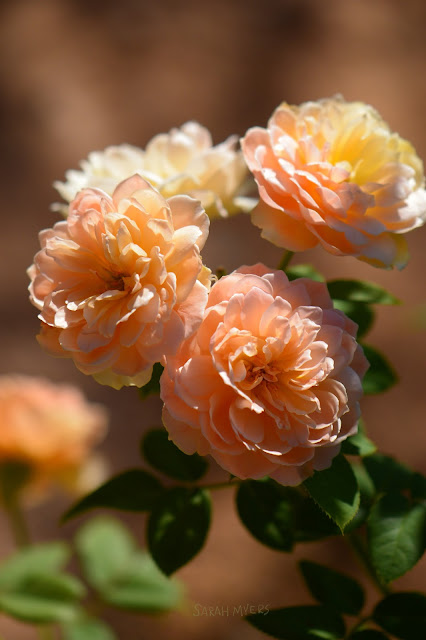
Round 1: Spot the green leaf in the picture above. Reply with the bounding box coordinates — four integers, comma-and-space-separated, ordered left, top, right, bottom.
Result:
350, 631, 389, 639
363, 454, 426, 502
341, 422, 377, 457
367, 494, 426, 583
0, 544, 83, 624
142, 429, 208, 482
14, 573, 86, 601
326, 280, 400, 305
75, 517, 182, 612
286, 264, 325, 282
236, 479, 294, 552
148, 488, 211, 575
304, 454, 360, 532
247, 605, 346, 639
293, 495, 340, 542
361, 345, 398, 395
138, 363, 164, 399
332, 300, 375, 339
63, 469, 164, 521
75, 517, 137, 591
0, 543, 70, 588
0, 592, 79, 623
410, 472, 426, 500
62, 618, 117, 640
373, 592, 426, 640
299, 560, 364, 615
100, 553, 182, 612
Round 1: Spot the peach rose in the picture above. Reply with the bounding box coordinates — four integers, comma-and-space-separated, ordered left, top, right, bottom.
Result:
0, 375, 107, 497
53, 122, 250, 219
161, 265, 369, 486
28, 175, 210, 389
242, 97, 426, 269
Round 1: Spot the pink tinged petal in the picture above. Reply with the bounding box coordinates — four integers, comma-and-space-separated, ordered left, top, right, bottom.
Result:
311, 444, 341, 472
241, 127, 272, 169
213, 449, 277, 480
174, 359, 218, 412
74, 342, 119, 374
251, 200, 318, 251
175, 280, 208, 339
168, 195, 210, 249
77, 327, 111, 352
162, 406, 211, 456
36, 325, 65, 357
160, 372, 202, 431
240, 287, 275, 335
202, 393, 244, 453
229, 399, 265, 443
269, 464, 310, 487
259, 297, 292, 337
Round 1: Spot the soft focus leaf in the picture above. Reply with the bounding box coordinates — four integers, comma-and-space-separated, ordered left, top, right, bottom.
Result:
247, 605, 346, 639
299, 560, 365, 615
142, 429, 208, 482
341, 421, 377, 457
0, 571, 84, 624
286, 264, 325, 282
0, 543, 70, 588
373, 592, 426, 640
100, 553, 182, 612
236, 480, 294, 551
62, 618, 117, 640
332, 300, 375, 339
367, 494, 426, 583
327, 280, 400, 305
148, 488, 211, 575
361, 345, 398, 395
13, 573, 86, 601
76, 517, 182, 612
304, 454, 360, 532
63, 469, 164, 521
75, 517, 136, 591
0, 592, 79, 623
138, 363, 164, 399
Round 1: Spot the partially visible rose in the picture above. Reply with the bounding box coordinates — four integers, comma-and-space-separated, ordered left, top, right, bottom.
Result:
242, 97, 426, 269
28, 175, 210, 389
54, 122, 250, 219
161, 264, 368, 486
0, 375, 107, 498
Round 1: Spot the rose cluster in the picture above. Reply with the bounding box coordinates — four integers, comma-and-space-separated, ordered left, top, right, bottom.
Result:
28, 99, 426, 485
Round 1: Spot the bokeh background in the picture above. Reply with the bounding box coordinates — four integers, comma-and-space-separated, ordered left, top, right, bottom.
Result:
1, 0, 425, 638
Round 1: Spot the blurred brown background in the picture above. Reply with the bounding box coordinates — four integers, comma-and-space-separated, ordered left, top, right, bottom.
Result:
0, 0, 425, 638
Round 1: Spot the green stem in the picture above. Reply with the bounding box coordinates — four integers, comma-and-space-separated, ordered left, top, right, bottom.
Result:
277, 250, 295, 271
348, 532, 390, 597
38, 626, 56, 640
4, 494, 31, 549
346, 615, 373, 638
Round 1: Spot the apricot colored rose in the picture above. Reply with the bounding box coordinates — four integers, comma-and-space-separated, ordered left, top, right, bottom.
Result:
242, 97, 426, 268
54, 122, 249, 219
161, 265, 368, 486
0, 375, 107, 497
28, 175, 210, 389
